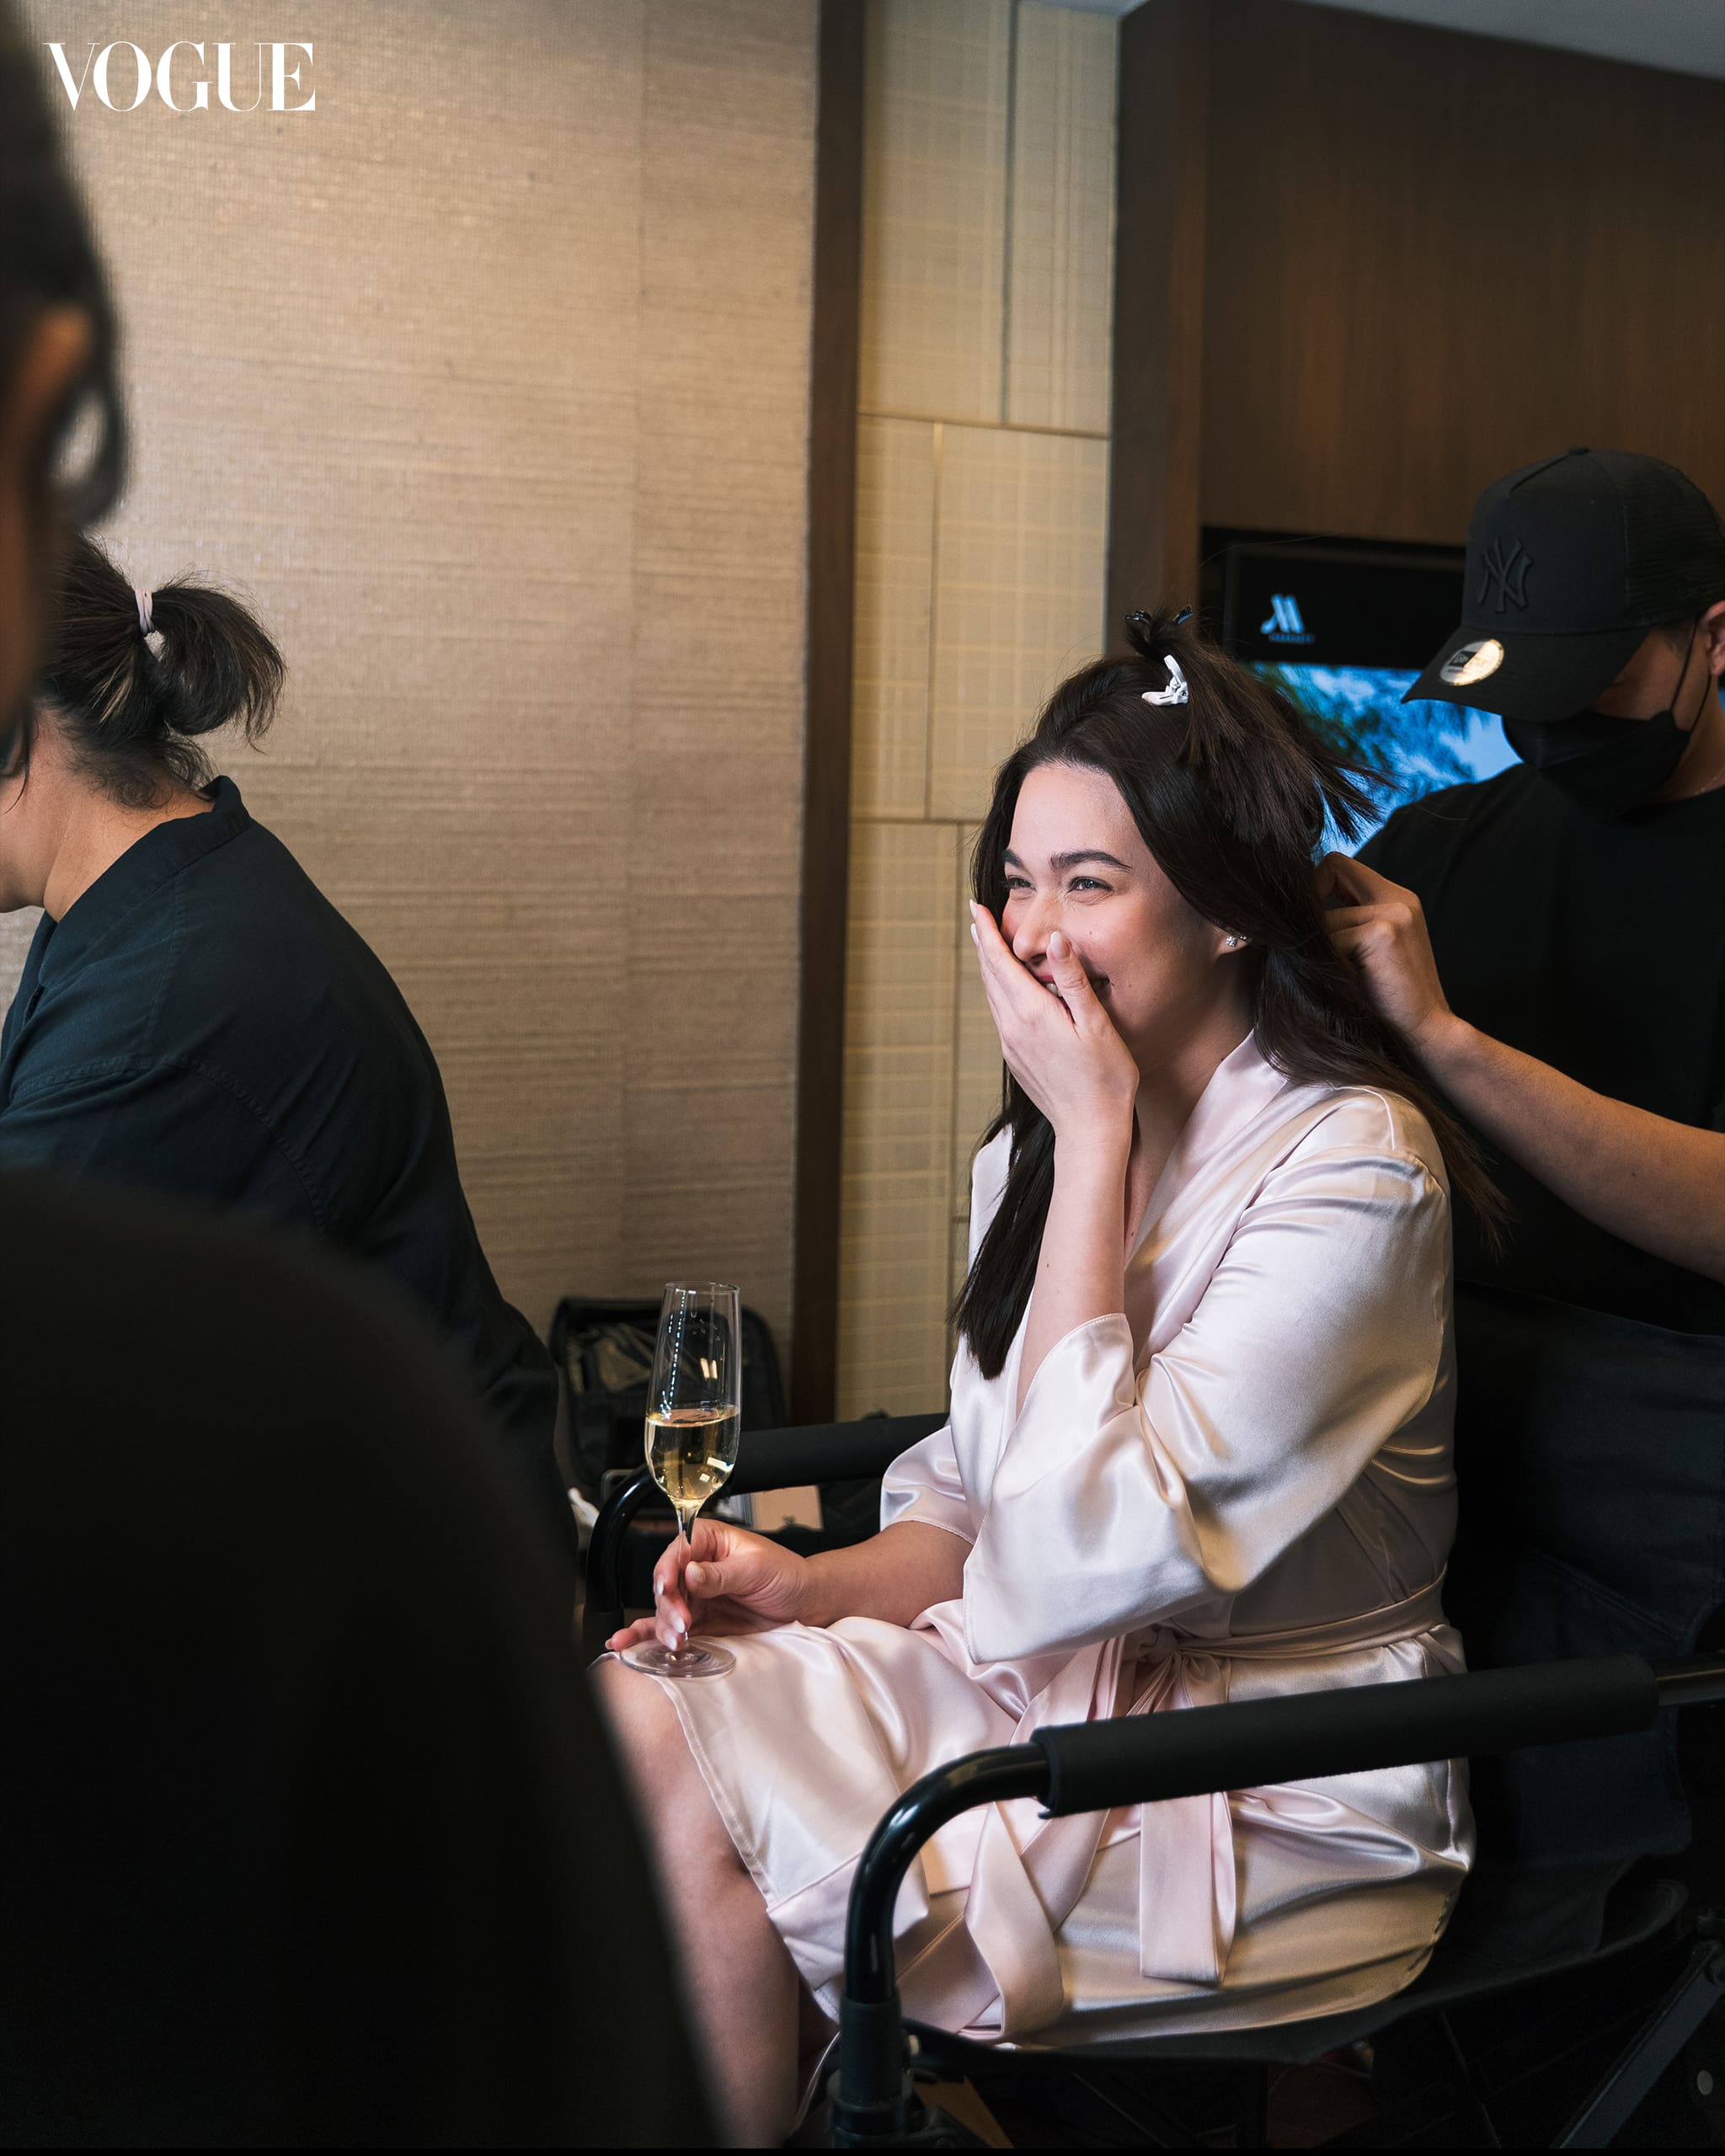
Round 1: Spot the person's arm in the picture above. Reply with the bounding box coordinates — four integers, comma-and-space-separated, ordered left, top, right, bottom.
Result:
1318, 851, 1725, 1283
967, 904, 1140, 1407
962, 1121, 1450, 1664
606, 1515, 969, 1654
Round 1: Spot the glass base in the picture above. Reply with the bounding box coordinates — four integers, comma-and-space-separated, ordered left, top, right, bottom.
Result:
618, 1638, 734, 1680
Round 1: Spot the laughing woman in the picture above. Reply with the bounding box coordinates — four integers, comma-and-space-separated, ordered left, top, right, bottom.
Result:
598, 611, 1498, 2145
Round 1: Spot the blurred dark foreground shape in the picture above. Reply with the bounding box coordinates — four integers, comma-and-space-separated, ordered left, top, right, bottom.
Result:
0, 1169, 712, 2148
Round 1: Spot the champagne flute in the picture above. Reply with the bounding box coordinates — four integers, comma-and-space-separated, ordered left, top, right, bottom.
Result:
617, 1282, 741, 1680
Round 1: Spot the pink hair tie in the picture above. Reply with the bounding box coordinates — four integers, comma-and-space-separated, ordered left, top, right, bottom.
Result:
134, 587, 154, 638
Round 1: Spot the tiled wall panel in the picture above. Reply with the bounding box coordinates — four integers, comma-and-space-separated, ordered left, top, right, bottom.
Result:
928, 424, 1109, 822
837, 0, 1116, 1414
950, 822, 1001, 1217
852, 418, 937, 820
1007, 3, 1118, 434
859, 0, 1012, 424
837, 822, 959, 1416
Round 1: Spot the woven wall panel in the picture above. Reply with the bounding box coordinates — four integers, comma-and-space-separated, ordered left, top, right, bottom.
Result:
859, 0, 1011, 424
851, 415, 937, 820
17, 0, 815, 1353
1006, 3, 1117, 435
928, 421, 1108, 821
836, 819, 958, 1417
0, 911, 36, 1004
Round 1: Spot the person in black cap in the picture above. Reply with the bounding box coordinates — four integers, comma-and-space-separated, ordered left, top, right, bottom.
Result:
1319, 447, 1725, 1331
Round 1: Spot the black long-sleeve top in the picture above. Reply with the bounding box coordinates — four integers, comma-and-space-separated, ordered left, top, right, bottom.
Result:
0, 777, 569, 1562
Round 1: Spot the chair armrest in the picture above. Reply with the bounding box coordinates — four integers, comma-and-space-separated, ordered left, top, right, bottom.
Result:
580, 1413, 944, 1659
834, 1652, 1725, 2137
727, 1414, 945, 1495
1033, 1653, 1659, 1815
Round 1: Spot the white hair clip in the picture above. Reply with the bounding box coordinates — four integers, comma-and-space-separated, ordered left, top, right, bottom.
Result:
1140, 656, 1188, 707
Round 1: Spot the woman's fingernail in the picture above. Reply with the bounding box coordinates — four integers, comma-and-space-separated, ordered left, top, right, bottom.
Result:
969, 925, 978, 945
1049, 931, 1068, 958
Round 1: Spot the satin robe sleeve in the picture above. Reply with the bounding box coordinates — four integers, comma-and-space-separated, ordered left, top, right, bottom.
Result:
879, 1422, 980, 1543
877, 1134, 1007, 1546
961, 1131, 1449, 1666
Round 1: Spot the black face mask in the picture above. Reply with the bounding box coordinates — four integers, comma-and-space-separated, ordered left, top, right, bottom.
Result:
1502, 706, 1690, 820
1503, 628, 1703, 820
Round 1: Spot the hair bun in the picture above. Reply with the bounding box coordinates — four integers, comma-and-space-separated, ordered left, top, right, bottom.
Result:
1124, 606, 1193, 663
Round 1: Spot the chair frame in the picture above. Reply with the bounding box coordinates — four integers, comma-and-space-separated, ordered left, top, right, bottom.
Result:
833, 1655, 1725, 2147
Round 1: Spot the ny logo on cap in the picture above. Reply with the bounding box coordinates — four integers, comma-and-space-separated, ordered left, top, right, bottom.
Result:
1477, 537, 1531, 612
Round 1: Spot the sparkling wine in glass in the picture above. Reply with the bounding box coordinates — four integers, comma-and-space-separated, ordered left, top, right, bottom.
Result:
617, 1281, 741, 1681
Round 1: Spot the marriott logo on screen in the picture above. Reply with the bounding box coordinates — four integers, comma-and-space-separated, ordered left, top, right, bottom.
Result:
44, 40, 315, 113
1259, 595, 1315, 647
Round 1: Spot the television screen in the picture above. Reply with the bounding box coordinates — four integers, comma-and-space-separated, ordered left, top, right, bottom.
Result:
1210, 533, 1519, 851
1247, 664, 1517, 853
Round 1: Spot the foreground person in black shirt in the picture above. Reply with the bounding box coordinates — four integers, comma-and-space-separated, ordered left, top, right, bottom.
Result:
2, 1171, 711, 2146
0, 14, 707, 2141
1322, 449, 1725, 1331
0, 535, 572, 1572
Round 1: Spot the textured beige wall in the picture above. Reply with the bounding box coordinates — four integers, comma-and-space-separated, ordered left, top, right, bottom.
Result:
8, 1, 815, 1357
838, 0, 1115, 1416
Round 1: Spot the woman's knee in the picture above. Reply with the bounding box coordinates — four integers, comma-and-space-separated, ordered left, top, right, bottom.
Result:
594, 1664, 711, 1810
592, 1661, 745, 1885
593, 1657, 682, 1780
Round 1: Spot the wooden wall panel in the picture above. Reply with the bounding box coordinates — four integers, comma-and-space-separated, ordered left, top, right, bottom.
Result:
792, 0, 867, 1423
1106, 0, 1207, 632
1201, 0, 1725, 543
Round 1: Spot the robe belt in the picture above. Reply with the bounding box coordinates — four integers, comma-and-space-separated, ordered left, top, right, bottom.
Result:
1130, 1572, 1451, 1991
957, 1575, 1450, 2036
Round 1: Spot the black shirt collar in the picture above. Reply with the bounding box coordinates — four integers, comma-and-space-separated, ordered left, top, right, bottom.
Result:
37, 776, 252, 984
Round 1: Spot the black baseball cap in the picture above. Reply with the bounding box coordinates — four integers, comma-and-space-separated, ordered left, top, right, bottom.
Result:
1404, 448, 1725, 723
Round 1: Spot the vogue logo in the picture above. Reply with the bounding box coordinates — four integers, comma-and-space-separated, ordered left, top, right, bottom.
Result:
45, 40, 315, 113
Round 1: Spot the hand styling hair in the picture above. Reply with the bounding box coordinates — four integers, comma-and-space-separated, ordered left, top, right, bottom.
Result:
953, 609, 1504, 1380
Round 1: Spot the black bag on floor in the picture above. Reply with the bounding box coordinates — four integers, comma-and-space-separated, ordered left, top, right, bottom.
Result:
548, 1294, 788, 1507
546, 1295, 889, 1607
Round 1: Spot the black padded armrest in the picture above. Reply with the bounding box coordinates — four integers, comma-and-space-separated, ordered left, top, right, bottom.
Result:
1033, 1655, 1658, 1816
725, 1413, 944, 1494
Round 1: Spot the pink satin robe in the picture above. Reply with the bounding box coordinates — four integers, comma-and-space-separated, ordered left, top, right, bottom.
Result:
658, 1033, 1473, 2044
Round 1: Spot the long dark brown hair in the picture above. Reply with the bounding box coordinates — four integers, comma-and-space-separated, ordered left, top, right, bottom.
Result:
953, 608, 1504, 1380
